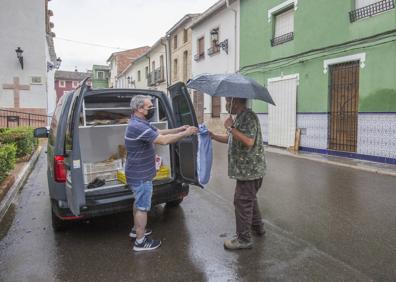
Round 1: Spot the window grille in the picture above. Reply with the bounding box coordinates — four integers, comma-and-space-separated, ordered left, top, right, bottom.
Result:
350, 0, 394, 22
271, 32, 294, 46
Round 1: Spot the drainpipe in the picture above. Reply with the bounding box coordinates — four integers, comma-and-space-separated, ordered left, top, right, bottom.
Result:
160, 37, 170, 92
226, 0, 238, 73
145, 54, 151, 88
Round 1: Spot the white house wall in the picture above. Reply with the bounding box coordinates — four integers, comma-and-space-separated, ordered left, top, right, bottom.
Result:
133, 59, 149, 89
109, 59, 117, 88
147, 43, 168, 94
191, 0, 240, 114
0, 0, 48, 111
45, 40, 56, 116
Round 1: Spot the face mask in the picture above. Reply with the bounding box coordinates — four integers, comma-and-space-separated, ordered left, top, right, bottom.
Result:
144, 108, 155, 120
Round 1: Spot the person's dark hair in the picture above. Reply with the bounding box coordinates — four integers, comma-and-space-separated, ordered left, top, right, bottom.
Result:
236, 98, 247, 104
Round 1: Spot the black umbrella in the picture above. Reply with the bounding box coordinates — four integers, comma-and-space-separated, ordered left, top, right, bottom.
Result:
186, 73, 275, 105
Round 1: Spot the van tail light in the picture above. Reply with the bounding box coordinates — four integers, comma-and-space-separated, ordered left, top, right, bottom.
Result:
54, 155, 67, 183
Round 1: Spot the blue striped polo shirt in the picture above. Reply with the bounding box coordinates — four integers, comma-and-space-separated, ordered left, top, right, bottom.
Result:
124, 116, 159, 186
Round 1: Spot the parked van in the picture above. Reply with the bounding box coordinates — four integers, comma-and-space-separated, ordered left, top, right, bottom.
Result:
34, 79, 200, 231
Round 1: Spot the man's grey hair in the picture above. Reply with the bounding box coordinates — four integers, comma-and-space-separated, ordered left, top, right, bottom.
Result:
130, 95, 151, 113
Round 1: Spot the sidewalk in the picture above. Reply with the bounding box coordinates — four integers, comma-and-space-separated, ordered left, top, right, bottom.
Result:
0, 145, 42, 222
265, 146, 396, 177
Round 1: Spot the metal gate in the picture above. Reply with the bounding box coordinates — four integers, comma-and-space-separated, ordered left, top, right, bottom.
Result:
268, 76, 298, 147
328, 61, 359, 152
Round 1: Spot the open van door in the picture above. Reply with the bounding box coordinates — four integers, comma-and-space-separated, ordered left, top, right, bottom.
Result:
63, 78, 90, 216
168, 82, 201, 187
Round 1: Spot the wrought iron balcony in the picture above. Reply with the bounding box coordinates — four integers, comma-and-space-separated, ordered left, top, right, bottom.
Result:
147, 72, 155, 86
154, 68, 165, 83
349, 0, 395, 22
271, 32, 294, 47
207, 46, 220, 56
194, 52, 205, 61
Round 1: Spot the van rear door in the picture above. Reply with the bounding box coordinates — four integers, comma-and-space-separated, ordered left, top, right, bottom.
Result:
168, 82, 201, 187
64, 78, 90, 216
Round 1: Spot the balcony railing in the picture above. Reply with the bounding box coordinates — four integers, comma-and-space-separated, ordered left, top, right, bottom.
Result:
271, 32, 294, 47
349, 0, 395, 22
154, 68, 165, 83
147, 72, 155, 86
194, 53, 205, 61
207, 46, 220, 56
147, 68, 165, 86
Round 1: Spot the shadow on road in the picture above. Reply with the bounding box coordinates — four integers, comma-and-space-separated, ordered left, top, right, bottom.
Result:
52, 204, 207, 281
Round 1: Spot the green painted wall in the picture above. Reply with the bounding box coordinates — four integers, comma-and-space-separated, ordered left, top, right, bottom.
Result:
92, 65, 110, 89
241, 0, 396, 113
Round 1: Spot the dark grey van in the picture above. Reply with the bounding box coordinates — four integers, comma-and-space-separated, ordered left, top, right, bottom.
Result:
34, 79, 200, 231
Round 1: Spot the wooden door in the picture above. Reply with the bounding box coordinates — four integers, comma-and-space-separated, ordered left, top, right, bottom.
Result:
329, 61, 359, 152
193, 90, 204, 123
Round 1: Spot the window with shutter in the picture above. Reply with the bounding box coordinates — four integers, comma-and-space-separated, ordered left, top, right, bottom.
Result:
194, 37, 205, 61
275, 9, 294, 37
271, 8, 294, 46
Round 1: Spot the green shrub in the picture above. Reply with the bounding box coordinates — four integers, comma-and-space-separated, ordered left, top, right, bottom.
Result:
0, 143, 16, 183
0, 127, 37, 158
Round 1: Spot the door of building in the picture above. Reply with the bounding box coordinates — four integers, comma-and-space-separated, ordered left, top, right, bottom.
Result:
268, 76, 298, 147
211, 96, 221, 117
193, 90, 204, 123
328, 61, 359, 152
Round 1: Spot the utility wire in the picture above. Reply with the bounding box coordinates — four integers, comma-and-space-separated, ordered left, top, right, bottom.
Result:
54, 37, 128, 50
240, 29, 396, 74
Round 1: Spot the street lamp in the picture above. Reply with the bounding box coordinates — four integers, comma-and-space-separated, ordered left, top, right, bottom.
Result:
210, 29, 228, 54
47, 57, 62, 72
15, 47, 24, 69
55, 57, 62, 69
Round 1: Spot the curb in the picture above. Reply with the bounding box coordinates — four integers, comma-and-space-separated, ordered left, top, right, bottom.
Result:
265, 147, 396, 177
0, 145, 42, 223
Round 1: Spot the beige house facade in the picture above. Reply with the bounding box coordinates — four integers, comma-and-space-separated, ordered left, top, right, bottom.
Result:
166, 14, 200, 85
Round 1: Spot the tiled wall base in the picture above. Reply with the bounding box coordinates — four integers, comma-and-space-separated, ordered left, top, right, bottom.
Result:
357, 113, 396, 159
258, 113, 396, 165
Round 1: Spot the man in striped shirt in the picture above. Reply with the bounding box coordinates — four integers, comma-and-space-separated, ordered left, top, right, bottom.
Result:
125, 95, 197, 252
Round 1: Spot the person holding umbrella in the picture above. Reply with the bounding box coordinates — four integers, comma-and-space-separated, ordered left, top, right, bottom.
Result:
187, 73, 274, 250
210, 97, 266, 250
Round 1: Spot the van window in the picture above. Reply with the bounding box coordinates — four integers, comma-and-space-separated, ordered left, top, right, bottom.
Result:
158, 98, 167, 121
65, 88, 82, 151
172, 95, 193, 126
49, 95, 65, 145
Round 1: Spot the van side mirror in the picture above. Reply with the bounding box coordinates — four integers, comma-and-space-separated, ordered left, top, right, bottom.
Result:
34, 127, 49, 138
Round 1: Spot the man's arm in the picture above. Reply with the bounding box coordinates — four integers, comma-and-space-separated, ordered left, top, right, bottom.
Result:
154, 126, 197, 145
224, 116, 255, 149
158, 125, 189, 135
210, 132, 228, 144
228, 128, 254, 149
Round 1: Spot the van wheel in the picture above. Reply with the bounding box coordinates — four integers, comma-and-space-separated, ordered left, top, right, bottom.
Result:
166, 198, 183, 207
51, 210, 68, 232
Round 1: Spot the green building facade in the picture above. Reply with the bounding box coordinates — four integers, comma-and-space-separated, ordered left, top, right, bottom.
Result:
240, 0, 396, 164
92, 65, 110, 89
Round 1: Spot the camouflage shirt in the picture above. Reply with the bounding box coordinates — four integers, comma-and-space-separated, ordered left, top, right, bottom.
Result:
228, 109, 266, 180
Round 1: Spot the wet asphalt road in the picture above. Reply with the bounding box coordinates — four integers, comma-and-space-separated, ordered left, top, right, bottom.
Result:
1, 143, 396, 281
